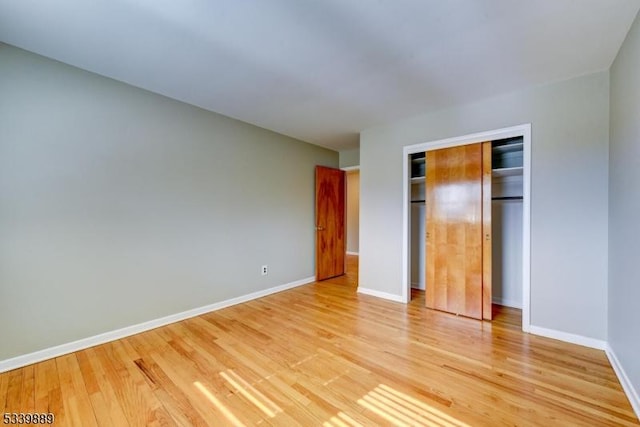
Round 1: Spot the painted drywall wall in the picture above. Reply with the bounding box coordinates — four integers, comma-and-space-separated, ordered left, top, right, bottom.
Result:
346, 170, 360, 254
339, 148, 360, 168
360, 71, 609, 340
609, 10, 640, 406
0, 44, 338, 361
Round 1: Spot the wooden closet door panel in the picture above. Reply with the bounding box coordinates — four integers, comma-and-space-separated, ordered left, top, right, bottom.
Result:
462, 144, 483, 319
425, 144, 483, 319
482, 141, 493, 320
425, 152, 434, 308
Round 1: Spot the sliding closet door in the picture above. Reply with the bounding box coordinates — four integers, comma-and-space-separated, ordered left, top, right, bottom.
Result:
426, 143, 490, 320
482, 142, 492, 320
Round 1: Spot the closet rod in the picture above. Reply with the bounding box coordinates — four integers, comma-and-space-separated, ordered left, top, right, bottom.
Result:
413, 196, 523, 203
492, 196, 523, 201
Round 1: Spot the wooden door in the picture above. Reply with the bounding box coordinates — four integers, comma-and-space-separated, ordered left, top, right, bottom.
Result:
425, 142, 491, 319
315, 166, 346, 281
482, 142, 492, 320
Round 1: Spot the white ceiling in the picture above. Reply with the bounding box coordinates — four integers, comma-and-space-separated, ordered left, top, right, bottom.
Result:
1, 1, 638, 151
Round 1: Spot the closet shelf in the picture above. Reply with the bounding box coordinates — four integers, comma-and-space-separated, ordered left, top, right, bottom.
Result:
492, 142, 523, 154
411, 157, 425, 164
411, 176, 425, 183
492, 166, 523, 178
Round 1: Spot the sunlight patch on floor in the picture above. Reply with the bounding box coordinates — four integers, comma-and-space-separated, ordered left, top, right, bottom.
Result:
194, 381, 246, 427
220, 369, 283, 418
323, 411, 363, 427
357, 384, 469, 427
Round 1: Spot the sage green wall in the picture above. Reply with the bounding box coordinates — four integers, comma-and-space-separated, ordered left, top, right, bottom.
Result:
0, 44, 337, 360
609, 10, 640, 407
360, 71, 610, 340
339, 148, 360, 168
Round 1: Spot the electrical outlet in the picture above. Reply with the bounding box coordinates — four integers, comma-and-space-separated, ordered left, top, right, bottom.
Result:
261, 265, 268, 276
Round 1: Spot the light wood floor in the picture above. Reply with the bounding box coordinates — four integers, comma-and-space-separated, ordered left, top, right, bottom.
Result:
1, 256, 637, 426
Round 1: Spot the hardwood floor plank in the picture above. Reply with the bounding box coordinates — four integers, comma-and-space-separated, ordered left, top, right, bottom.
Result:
128, 334, 213, 427
34, 359, 59, 414
0, 255, 637, 425
3, 369, 23, 416
91, 343, 156, 426
0, 370, 8, 415
76, 349, 131, 427
56, 354, 98, 427
18, 365, 35, 413
151, 353, 239, 426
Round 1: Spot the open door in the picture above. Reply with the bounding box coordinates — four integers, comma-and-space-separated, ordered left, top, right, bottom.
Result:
316, 166, 346, 281
425, 142, 492, 320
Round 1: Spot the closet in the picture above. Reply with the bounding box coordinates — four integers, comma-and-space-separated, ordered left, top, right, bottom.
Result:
410, 137, 523, 319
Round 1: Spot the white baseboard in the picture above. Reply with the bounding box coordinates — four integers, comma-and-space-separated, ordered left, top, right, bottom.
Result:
606, 344, 640, 419
357, 287, 405, 303
0, 276, 314, 374
492, 297, 522, 309
528, 325, 607, 350
346, 251, 359, 256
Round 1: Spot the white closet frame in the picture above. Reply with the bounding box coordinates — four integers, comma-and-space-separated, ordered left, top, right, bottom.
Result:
401, 124, 531, 332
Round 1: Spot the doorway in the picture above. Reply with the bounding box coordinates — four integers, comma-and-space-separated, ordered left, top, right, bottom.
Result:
345, 169, 360, 257
315, 165, 360, 283
402, 124, 531, 332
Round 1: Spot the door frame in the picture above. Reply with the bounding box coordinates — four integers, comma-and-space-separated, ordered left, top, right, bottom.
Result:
402, 124, 531, 332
